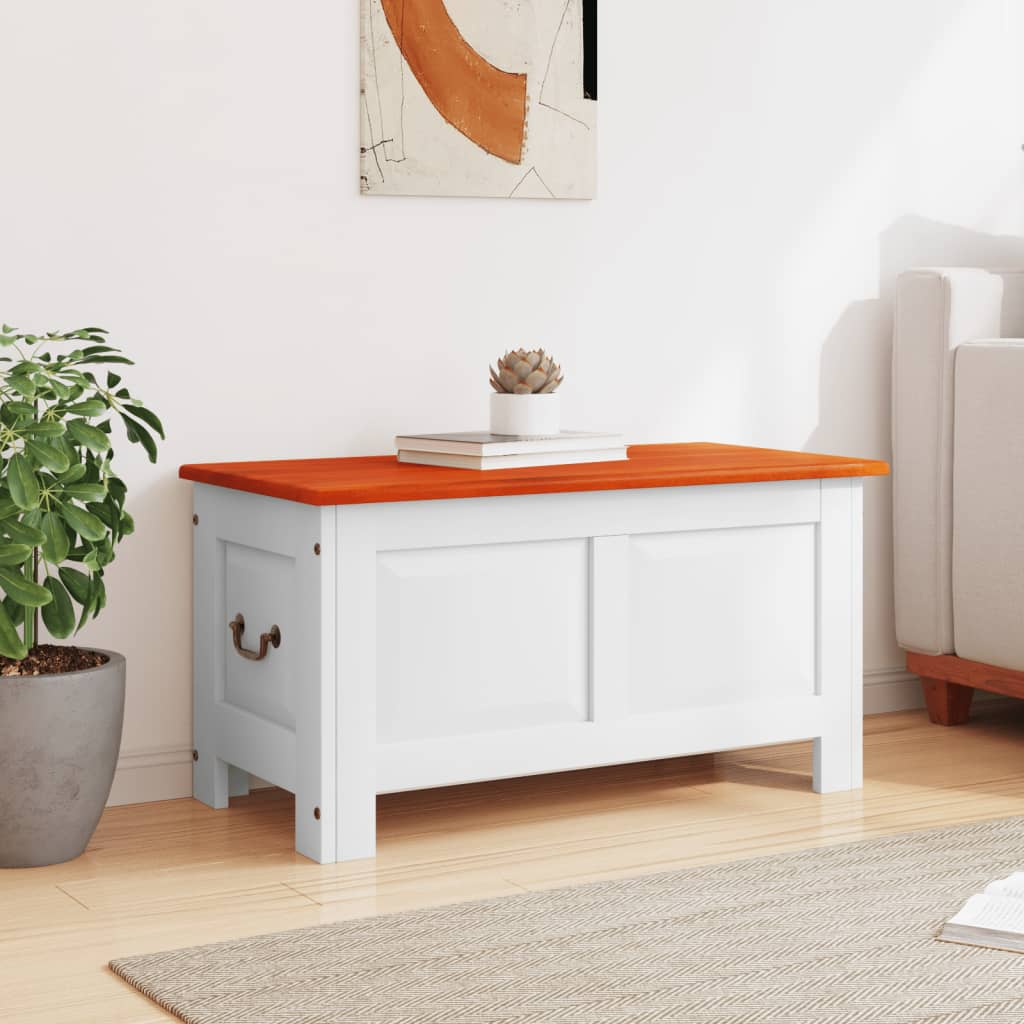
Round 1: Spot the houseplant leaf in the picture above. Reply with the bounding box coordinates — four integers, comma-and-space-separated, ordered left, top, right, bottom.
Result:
58, 565, 91, 605
91, 574, 107, 616
107, 477, 127, 504
0, 544, 32, 567
57, 463, 87, 485
48, 378, 72, 401
25, 439, 70, 475
60, 482, 107, 503
7, 454, 40, 511
3, 518, 46, 546
6, 400, 37, 419
124, 404, 165, 439
22, 421, 67, 437
122, 414, 158, 463
0, 566, 52, 606
6, 374, 36, 398
60, 503, 107, 542
2, 595, 24, 628
64, 399, 106, 416
0, 600, 28, 660
40, 512, 70, 564
41, 577, 74, 639
65, 419, 111, 454
76, 355, 133, 365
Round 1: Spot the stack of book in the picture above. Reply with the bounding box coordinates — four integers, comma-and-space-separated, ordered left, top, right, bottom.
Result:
395, 431, 628, 470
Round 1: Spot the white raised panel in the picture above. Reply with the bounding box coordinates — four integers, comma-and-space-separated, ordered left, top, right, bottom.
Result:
627, 524, 816, 713
223, 542, 297, 729
376, 539, 590, 743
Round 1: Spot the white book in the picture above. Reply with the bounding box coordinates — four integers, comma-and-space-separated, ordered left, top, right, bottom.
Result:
395, 430, 625, 457
937, 873, 1024, 953
397, 447, 628, 471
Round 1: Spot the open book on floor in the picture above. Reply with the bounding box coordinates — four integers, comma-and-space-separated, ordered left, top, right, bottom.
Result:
937, 873, 1024, 953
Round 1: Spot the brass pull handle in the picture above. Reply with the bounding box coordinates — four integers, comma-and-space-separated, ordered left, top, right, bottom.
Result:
229, 613, 281, 661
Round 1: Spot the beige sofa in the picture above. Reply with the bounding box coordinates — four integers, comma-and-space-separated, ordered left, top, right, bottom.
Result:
893, 268, 1024, 724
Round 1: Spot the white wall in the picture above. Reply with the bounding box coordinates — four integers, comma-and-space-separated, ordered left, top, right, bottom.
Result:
2, 1, 1022, 802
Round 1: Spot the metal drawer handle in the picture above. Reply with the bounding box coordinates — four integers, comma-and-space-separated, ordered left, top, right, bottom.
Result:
229, 613, 281, 661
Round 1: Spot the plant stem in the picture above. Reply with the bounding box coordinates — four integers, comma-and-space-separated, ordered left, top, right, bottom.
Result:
22, 547, 39, 652
23, 398, 41, 654
33, 548, 39, 651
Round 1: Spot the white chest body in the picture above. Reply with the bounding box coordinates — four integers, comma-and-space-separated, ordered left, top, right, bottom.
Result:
191, 474, 864, 864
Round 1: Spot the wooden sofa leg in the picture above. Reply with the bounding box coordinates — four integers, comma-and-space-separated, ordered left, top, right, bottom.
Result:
921, 678, 974, 726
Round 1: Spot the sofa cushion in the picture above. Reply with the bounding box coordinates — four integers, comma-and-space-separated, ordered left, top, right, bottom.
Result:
892, 269, 1003, 655
953, 340, 1024, 671
999, 270, 1024, 336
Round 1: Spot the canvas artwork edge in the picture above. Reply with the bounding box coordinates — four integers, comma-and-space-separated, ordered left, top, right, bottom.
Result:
360, 0, 598, 199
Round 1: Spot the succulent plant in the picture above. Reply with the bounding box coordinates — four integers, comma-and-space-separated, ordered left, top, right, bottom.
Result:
489, 349, 564, 395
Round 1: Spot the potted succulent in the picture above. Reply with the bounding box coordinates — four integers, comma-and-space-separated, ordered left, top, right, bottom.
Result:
489, 348, 564, 436
0, 325, 162, 867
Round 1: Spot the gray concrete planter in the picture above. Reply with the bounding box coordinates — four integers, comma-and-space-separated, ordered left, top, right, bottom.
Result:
0, 650, 125, 868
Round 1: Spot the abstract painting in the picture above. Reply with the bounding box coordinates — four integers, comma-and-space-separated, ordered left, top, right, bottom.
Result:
360, 0, 597, 199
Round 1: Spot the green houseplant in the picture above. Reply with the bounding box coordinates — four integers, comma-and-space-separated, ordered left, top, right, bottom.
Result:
0, 325, 163, 867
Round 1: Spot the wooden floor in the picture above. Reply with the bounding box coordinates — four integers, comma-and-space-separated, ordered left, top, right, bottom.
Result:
4, 702, 1024, 1023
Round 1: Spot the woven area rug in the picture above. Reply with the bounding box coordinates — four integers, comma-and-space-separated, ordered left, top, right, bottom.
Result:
111, 817, 1024, 1023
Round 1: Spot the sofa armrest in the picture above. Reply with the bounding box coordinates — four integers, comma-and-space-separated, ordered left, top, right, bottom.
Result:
892, 269, 1003, 656
953, 340, 1024, 671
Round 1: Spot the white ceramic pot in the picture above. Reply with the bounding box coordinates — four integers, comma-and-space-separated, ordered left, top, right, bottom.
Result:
490, 393, 561, 437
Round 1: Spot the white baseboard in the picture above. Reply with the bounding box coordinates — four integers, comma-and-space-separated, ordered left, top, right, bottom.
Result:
862, 664, 1008, 715
107, 669, 939, 807
862, 666, 924, 715
107, 745, 194, 807
108, 748, 273, 807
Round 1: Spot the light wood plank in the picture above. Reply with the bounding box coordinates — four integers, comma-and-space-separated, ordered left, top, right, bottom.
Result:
3, 703, 1024, 1023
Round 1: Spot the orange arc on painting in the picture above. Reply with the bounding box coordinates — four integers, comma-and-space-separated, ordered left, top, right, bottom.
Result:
379, 0, 527, 164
